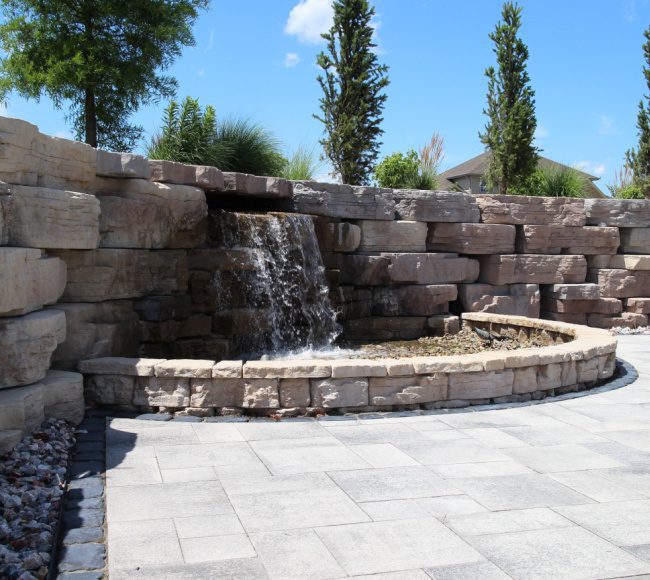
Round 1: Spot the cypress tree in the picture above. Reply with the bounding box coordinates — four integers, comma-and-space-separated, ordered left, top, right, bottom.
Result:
315, 0, 389, 185
480, 2, 538, 195
626, 27, 650, 189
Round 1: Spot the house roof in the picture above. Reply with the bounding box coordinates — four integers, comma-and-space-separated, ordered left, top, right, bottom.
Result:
440, 151, 600, 182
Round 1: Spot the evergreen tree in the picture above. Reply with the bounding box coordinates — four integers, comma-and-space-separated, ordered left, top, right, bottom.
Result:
626, 27, 650, 188
480, 2, 538, 194
0, 0, 208, 151
315, 0, 389, 185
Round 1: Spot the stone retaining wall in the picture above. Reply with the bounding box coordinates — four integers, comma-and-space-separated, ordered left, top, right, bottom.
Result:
77, 314, 617, 416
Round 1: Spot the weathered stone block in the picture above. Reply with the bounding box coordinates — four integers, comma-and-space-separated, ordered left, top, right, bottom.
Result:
243, 360, 331, 379
242, 379, 279, 408
190, 378, 243, 407
512, 367, 538, 394
342, 317, 427, 341
391, 190, 480, 222
476, 195, 586, 226
79, 357, 164, 376
447, 369, 514, 400
428, 314, 461, 335
458, 283, 540, 318
541, 297, 622, 315
96, 150, 150, 179
0, 310, 66, 388
213, 360, 243, 378
291, 182, 395, 220
194, 165, 225, 190
86, 374, 135, 406
314, 220, 361, 253
479, 255, 587, 285
427, 223, 516, 254
625, 298, 650, 314
542, 311, 587, 325
588, 254, 650, 270
576, 358, 599, 383
0, 248, 66, 316
385, 253, 480, 284
619, 228, 650, 254
369, 374, 447, 405
517, 225, 619, 255
40, 370, 84, 424
588, 312, 648, 329
358, 220, 427, 252
279, 378, 311, 407
133, 295, 192, 322
372, 285, 456, 317
588, 269, 650, 298
265, 177, 293, 198
543, 283, 600, 301
537, 363, 562, 390
339, 255, 390, 286
310, 378, 369, 408
52, 249, 188, 302
331, 360, 386, 379
134, 377, 190, 407
148, 160, 197, 185
0, 384, 44, 436
585, 198, 650, 227
154, 359, 214, 378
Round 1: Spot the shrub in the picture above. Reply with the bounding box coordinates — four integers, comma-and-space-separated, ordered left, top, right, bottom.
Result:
615, 183, 645, 199
374, 150, 420, 189
510, 165, 589, 198
279, 145, 321, 180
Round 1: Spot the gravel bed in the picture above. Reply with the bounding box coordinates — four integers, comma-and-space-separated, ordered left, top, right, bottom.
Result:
612, 326, 650, 335
0, 418, 75, 580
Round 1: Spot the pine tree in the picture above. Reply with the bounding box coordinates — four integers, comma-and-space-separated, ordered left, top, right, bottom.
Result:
626, 27, 650, 188
480, 2, 538, 195
315, 0, 389, 185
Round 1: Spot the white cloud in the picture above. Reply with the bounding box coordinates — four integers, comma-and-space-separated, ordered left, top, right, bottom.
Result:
574, 160, 607, 176
534, 124, 549, 139
593, 163, 607, 176
205, 29, 214, 53
285, 0, 333, 44
284, 52, 300, 68
370, 17, 386, 55
598, 114, 618, 135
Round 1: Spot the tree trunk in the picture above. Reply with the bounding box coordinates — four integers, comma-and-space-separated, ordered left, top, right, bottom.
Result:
84, 88, 97, 148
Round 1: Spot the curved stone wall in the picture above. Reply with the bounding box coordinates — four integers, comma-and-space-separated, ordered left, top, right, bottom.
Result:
79, 313, 617, 416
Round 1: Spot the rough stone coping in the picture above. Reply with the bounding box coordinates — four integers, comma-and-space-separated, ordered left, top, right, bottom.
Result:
79, 313, 616, 380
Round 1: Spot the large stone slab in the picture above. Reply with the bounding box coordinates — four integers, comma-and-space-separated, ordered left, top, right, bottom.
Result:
0, 116, 96, 190
476, 195, 586, 226
52, 249, 188, 302
517, 225, 620, 255
372, 285, 457, 316
385, 253, 480, 284
39, 370, 85, 424
358, 220, 427, 252
369, 374, 447, 405
543, 283, 600, 300
0, 248, 66, 316
291, 182, 395, 220
391, 190, 480, 222
625, 297, 650, 314
0, 310, 66, 388
448, 369, 514, 400
313, 219, 361, 253
91, 177, 207, 249
96, 150, 150, 179
458, 283, 540, 318
50, 302, 139, 370
0, 384, 44, 448
479, 255, 587, 285
585, 198, 650, 227
619, 228, 650, 254
339, 255, 390, 286
588, 254, 650, 270
1, 185, 100, 249
588, 269, 650, 298
427, 223, 516, 254
541, 297, 622, 315
310, 378, 369, 408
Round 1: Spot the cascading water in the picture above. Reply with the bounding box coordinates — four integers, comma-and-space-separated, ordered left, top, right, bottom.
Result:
210, 210, 340, 357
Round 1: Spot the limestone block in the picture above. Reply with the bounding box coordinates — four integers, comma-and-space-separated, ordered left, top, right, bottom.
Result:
428, 314, 461, 335
96, 150, 150, 179
541, 297, 622, 315
458, 283, 540, 318
194, 165, 225, 190
310, 378, 369, 408
339, 255, 390, 286
2, 185, 100, 249
331, 360, 386, 379
85, 375, 135, 406
79, 357, 164, 376
588, 269, 650, 298
391, 190, 480, 222
225, 173, 267, 194
213, 360, 243, 378
369, 374, 447, 405
50, 301, 139, 369
542, 311, 587, 325
576, 358, 599, 383
134, 377, 190, 407
133, 295, 192, 322
588, 254, 650, 270
148, 160, 197, 185
447, 369, 514, 400
342, 317, 427, 341
291, 181, 395, 220
358, 220, 427, 252
188, 248, 262, 272
386, 361, 414, 376
479, 255, 587, 285
476, 195, 586, 226
0, 116, 96, 190
543, 283, 600, 301
0, 310, 65, 389
154, 359, 214, 378
372, 285, 456, 317
279, 378, 311, 407
0, 248, 66, 316
0, 384, 44, 435
265, 177, 293, 198
385, 253, 480, 284
242, 379, 280, 408
537, 363, 562, 390
587, 312, 648, 329
40, 370, 84, 424
561, 360, 578, 387
314, 220, 361, 253
626, 298, 650, 314
52, 249, 188, 302
598, 353, 616, 380
190, 378, 243, 408
517, 225, 619, 255
427, 223, 516, 254
619, 228, 650, 254
243, 360, 331, 379
332, 287, 373, 320
585, 198, 650, 227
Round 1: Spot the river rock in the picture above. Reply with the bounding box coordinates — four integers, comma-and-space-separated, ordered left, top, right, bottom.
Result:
427, 222, 516, 254
479, 255, 587, 285
391, 190, 480, 222
517, 225, 620, 255
52, 249, 188, 302
0, 310, 66, 388
476, 195, 586, 226
385, 252, 480, 284
358, 220, 427, 252
619, 228, 650, 254
589, 269, 650, 298
0, 248, 66, 316
585, 198, 650, 227
588, 254, 650, 270
458, 283, 540, 317
96, 150, 150, 179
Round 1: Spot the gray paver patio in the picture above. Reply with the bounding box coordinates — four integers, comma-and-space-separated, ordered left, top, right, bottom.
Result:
105, 336, 650, 578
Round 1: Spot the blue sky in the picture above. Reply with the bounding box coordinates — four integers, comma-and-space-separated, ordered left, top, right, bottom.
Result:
3, 0, 650, 192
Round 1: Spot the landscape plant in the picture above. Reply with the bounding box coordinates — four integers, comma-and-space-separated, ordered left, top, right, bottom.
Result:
510, 165, 589, 198
315, 0, 389, 185
280, 145, 321, 180
0, 0, 208, 151
480, 1, 539, 194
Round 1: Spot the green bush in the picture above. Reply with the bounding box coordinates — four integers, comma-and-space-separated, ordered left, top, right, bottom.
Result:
374, 149, 438, 190
279, 145, 321, 180
510, 165, 589, 198
615, 183, 645, 199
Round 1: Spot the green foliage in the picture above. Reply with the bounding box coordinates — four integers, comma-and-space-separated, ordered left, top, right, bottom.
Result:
0, 0, 208, 151
315, 0, 389, 185
615, 183, 645, 199
510, 165, 589, 198
374, 149, 438, 190
626, 27, 650, 183
280, 145, 321, 180
479, 2, 539, 194
147, 97, 284, 176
